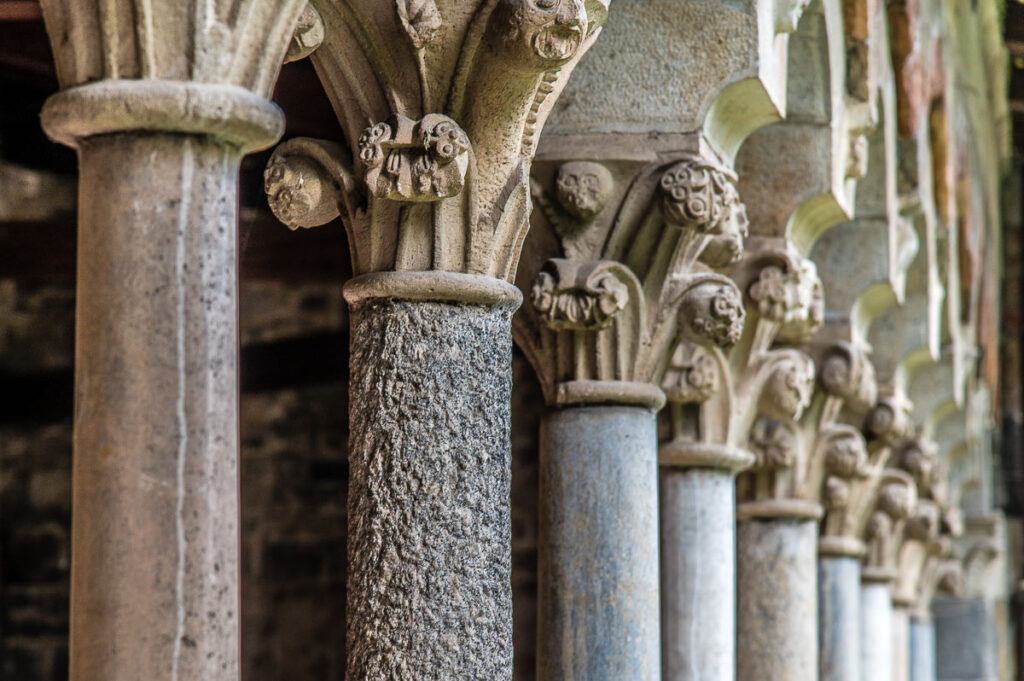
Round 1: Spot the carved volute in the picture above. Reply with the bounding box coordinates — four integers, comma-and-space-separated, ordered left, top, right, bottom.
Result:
862, 468, 918, 582
514, 153, 747, 408
264, 0, 610, 279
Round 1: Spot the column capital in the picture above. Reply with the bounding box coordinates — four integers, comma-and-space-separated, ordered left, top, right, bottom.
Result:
264, 0, 610, 280
515, 152, 747, 407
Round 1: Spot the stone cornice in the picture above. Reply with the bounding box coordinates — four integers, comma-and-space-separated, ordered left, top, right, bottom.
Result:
514, 152, 746, 406
263, 0, 610, 279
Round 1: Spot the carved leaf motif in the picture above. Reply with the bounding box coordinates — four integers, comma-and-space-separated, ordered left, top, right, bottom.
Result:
397, 0, 443, 49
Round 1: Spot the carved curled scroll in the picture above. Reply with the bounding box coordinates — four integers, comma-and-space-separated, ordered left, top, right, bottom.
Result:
284, 3, 326, 63
358, 114, 471, 202
863, 469, 918, 578
817, 342, 878, 414
660, 157, 740, 233
531, 259, 629, 331
758, 353, 816, 423
739, 250, 824, 345
662, 347, 718, 405
677, 277, 745, 348
265, 137, 357, 230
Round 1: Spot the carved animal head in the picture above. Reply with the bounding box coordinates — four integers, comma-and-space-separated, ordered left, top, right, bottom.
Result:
493, 0, 590, 71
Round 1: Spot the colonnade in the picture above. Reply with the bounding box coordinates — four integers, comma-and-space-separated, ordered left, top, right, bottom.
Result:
22, 0, 1015, 680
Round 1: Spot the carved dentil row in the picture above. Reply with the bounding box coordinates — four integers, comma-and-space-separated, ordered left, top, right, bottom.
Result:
264, 0, 610, 279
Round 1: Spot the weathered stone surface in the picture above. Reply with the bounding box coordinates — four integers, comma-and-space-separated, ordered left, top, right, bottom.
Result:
661, 468, 737, 681
346, 296, 515, 681
736, 518, 818, 681
537, 405, 659, 681
71, 133, 241, 681
819, 555, 861, 681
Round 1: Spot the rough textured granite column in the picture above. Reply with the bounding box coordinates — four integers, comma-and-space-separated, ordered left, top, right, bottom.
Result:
660, 448, 752, 681
861, 582, 895, 681
538, 405, 660, 681
820, 555, 862, 681
893, 606, 912, 681
909, 618, 936, 681
39, 76, 291, 681
736, 516, 820, 681
345, 274, 520, 681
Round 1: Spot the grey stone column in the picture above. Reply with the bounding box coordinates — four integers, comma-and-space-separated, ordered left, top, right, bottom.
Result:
909, 618, 936, 681
860, 581, 895, 681
344, 273, 520, 681
40, 83, 284, 681
893, 606, 912, 681
538, 403, 661, 681
736, 512, 820, 681
933, 597, 999, 681
820, 555, 862, 681
660, 445, 753, 681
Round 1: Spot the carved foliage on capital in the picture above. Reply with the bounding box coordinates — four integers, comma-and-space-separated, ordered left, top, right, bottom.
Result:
516, 153, 747, 404
265, 0, 610, 277
863, 468, 918, 579
40, 0, 309, 95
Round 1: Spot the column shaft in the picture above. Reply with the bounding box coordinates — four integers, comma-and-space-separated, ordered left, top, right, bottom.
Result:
72, 133, 242, 680
860, 582, 895, 681
736, 518, 819, 681
909, 618, 936, 681
893, 607, 912, 681
345, 290, 516, 681
933, 597, 1000, 681
660, 468, 736, 681
820, 555, 862, 681
538, 405, 660, 681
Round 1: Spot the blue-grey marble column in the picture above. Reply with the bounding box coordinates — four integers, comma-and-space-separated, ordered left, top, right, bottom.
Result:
538, 404, 661, 681
933, 597, 999, 681
820, 555, 862, 681
660, 443, 751, 681
909, 618, 936, 681
860, 581, 894, 681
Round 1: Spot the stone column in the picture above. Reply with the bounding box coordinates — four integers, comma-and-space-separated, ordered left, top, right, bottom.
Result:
820, 554, 862, 681
36, 2, 307, 679
262, 4, 610, 680
909, 617, 937, 681
861, 581, 896, 681
538, 402, 661, 681
933, 597, 999, 681
514, 154, 748, 681
660, 447, 751, 681
893, 606, 912, 681
736, 511, 821, 681
344, 273, 520, 681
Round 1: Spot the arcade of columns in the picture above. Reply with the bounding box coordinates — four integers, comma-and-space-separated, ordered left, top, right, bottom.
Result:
17, 0, 1016, 680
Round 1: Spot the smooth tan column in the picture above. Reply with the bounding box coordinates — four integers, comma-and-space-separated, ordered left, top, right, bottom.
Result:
42, 83, 283, 681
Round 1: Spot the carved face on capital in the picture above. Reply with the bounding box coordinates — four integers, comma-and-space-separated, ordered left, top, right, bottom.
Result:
555, 162, 613, 220
761, 355, 815, 421
494, 0, 589, 70
699, 185, 749, 267
265, 156, 330, 230
774, 0, 812, 34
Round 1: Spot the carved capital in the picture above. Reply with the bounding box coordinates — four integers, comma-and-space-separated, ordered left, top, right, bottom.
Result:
816, 342, 878, 414
516, 152, 745, 404
862, 468, 918, 580
267, 0, 610, 277
531, 259, 629, 331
